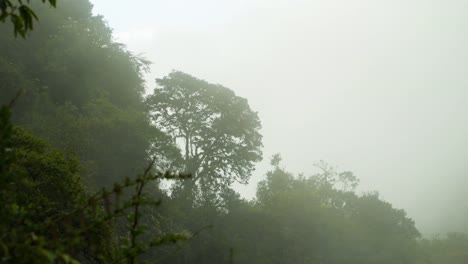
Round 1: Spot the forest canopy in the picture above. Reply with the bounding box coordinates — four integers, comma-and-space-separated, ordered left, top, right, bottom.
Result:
1, 0, 467, 263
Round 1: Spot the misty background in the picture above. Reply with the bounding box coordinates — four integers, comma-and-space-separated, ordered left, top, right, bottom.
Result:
91, 0, 468, 234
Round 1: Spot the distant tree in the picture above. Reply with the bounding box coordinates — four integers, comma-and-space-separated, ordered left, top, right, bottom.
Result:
270, 153, 282, 167
420, 233, 468, 264
312, 160, 359, 192
252, 157, 422, 264
146, 71, 263, 204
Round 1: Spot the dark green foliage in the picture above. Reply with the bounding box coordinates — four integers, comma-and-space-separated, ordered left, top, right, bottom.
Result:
0, 110, 190, 263
0, 0, 56, 37
0, 0, 178, 188
1, 2, 188, 262
0, 112, 112, 262
0, 106, 13, 179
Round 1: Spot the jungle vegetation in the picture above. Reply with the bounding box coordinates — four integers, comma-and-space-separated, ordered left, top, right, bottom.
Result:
1, 1, 467, 263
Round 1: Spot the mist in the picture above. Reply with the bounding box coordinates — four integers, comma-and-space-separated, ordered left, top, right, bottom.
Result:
91, 0, 468, 234
2, 0, 468, 263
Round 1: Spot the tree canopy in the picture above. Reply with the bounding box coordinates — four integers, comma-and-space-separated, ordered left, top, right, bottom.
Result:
146, 71, 263, 205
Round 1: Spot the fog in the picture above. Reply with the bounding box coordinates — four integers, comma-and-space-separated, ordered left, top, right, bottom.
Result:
4, 0, 468, 262
89, 0, 468, 234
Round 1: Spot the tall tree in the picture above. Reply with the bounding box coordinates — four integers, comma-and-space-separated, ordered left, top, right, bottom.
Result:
146, 71, 263, 204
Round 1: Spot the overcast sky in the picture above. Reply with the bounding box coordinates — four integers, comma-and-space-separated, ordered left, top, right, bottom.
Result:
91, 0, 468, 234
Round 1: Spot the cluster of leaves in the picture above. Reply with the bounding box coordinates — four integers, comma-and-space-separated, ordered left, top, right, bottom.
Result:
0, 0, 56, 37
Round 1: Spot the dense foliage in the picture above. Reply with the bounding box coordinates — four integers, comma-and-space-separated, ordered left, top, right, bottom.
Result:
1, 1, 468, 263
0, 0, 178, 188
0, 106, 190, 263
152, 157, 425, 264
0, 115, 113, 262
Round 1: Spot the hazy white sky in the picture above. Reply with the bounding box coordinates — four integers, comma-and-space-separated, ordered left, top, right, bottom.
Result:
91, 0, 468, 233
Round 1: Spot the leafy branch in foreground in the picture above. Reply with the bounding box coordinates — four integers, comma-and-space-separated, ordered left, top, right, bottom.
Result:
0, 0, 56, 37
40, 158, 193, 264
98, 159, 193, 264
1, 103, 192, 263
